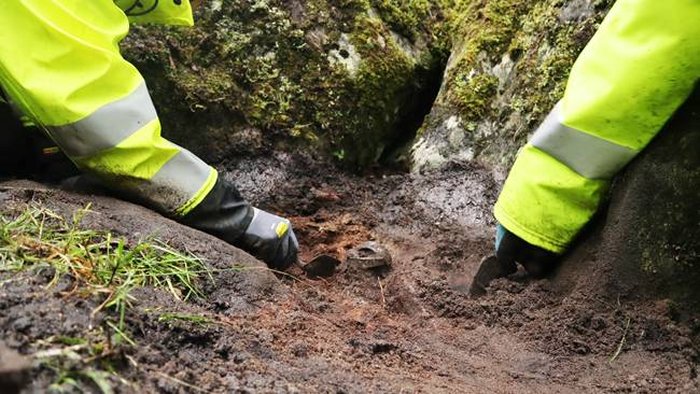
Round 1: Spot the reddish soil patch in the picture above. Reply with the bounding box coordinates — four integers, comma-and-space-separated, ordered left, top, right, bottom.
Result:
291, 210, 373, 264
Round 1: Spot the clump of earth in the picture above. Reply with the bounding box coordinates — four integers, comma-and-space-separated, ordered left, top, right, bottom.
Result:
1, 150, 697, 392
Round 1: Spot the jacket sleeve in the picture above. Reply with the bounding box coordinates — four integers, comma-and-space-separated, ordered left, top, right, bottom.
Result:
494, 0, 700, 253
0, 0, 211, 216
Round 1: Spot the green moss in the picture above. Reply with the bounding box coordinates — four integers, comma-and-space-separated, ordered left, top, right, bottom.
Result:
122, 0, 449, 169
432, 0, 611, 167
169, 67, 235, 110
341, 14, 415, 165
615, 100, 700, 311
449, 0, 534, 60
452, 73, 498, 120
122, 0, 614, 170
441, 0, 537, 122
505, 1, 596, 128
369, 0, 435, 41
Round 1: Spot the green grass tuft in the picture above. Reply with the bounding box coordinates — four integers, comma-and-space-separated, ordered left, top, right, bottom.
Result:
0, 204, 215, 392
0, 205, 211, 332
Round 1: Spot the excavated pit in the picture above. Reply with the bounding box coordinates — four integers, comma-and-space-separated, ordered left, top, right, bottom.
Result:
0, 147, 698, 392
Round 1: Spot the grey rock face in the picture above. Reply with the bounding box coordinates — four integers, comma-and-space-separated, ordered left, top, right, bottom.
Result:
411, 0, 610, 173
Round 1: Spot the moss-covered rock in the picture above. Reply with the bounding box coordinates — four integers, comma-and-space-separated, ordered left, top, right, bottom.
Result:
121, 0, 450, 169
599, 90, 700, 312
411, 0, 613, 172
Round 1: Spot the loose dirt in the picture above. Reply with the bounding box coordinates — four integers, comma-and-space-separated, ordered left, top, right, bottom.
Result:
1, 153, 698, 393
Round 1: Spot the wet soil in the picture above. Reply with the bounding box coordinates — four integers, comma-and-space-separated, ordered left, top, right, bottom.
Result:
1, 154, 698, 393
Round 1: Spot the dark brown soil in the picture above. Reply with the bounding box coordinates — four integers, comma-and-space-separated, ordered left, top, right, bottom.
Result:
1, 153, 698, 393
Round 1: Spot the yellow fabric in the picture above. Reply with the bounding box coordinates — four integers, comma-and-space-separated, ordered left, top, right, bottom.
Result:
275, 222, 290, 239
114, 0, 194, 26
495, 0, 700, 253
0, 0, 139, 125
495, 145, 608, 253
562, 0, 700, 149
75, 119, 178, 180
0, 0, 213, 217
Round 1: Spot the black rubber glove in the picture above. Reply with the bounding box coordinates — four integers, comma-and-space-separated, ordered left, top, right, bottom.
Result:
470, 224, 559, 297
495, 223, 558, 278
182, 178, 298, 270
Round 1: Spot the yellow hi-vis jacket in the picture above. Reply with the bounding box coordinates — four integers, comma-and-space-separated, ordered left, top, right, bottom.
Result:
0, 0, 216, 217
495, 0, 700, 254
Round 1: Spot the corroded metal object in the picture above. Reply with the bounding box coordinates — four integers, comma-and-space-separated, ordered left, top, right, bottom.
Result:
347, 241, 392, 269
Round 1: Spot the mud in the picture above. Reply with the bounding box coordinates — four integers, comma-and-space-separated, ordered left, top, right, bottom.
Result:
1, 154, 698, 392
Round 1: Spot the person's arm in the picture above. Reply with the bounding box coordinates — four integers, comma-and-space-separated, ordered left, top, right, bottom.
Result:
0, 0, 297, 269
494, 0, 699, 268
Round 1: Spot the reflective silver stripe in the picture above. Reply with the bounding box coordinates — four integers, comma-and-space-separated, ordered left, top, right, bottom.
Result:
245, 208, 289, 241
530, 102, 638, 179
142, 147, 213, 213
46, 83, 157, 157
